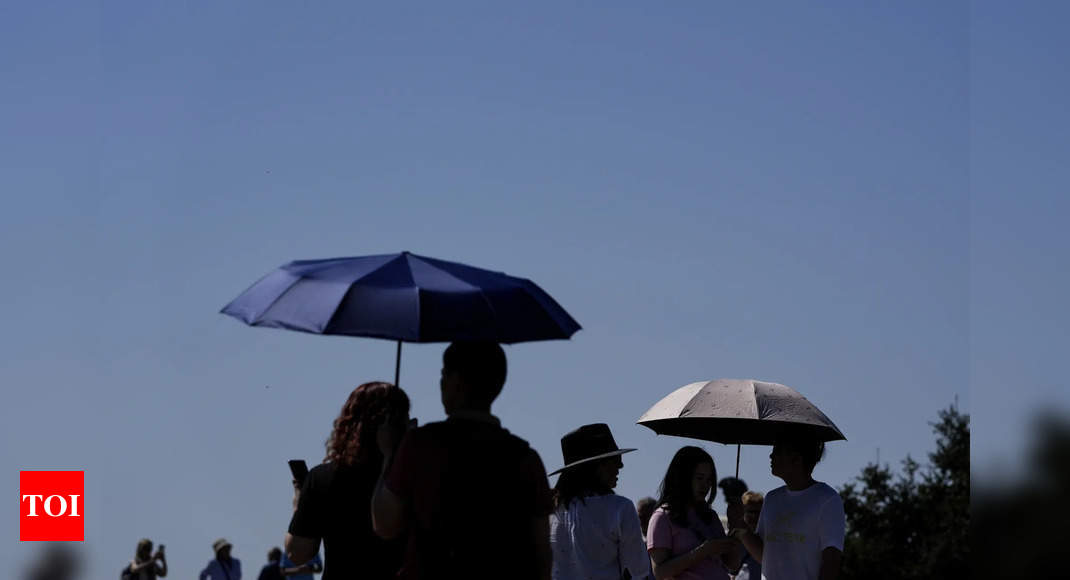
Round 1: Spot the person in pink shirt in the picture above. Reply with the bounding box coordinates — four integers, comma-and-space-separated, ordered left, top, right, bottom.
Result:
647, 447, 741, 580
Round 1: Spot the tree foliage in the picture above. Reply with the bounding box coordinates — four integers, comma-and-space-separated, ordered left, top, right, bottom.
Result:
838, 405, 969, 579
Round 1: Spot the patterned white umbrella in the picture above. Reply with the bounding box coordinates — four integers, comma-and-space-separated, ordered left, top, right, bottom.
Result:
638, 379, 845, 476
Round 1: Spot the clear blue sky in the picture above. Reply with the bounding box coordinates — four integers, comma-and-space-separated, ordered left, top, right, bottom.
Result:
1, 2, 1064, 578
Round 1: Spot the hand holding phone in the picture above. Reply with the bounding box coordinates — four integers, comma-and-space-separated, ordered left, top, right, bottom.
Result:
289, 459, 309, 486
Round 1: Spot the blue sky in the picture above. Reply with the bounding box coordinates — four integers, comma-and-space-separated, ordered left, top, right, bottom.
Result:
1, 2, 1064, 578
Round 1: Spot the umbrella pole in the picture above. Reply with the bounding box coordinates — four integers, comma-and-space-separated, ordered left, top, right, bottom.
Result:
735, 444, 741, 478
394, 340, 402, 386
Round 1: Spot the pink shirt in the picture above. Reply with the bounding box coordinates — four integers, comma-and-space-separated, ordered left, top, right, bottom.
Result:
646, 506, 730, 580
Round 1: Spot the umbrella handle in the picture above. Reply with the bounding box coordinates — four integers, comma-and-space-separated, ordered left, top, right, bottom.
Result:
394, 340, 402, 386
735, 444, 740, 479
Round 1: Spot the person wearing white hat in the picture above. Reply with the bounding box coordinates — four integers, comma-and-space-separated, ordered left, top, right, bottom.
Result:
199, 538, 241, 580
548, 423, 651, 580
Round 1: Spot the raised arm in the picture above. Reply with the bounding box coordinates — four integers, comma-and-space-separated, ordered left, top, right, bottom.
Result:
371, 419, 410, 539
730, 527, 763, 563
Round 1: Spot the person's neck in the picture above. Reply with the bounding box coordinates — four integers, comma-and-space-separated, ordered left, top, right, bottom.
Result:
447, 406, 495, 421
781, 472, 816, 491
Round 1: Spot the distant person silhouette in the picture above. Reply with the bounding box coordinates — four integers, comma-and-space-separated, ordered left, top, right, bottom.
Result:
647, 446, 741, 580
123, 539, 167, 580
733, 492, 764, 580
24, 544, 82, 580
199, 539, 241, 580
730, 437, 845, 580
636, 497, 657, 540
372, 341, 554, 580
717, 476, 748, 531
280, 550, 322, 580
287, 381, 409, 580
256, 548, 283, 580
548, 423, 650, 580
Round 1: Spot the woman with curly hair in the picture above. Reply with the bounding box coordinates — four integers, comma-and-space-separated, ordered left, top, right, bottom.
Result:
647, 446, 741, 580
286, 381, 411, 580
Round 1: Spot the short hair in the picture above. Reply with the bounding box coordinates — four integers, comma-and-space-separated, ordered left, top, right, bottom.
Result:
718, 476, 748, 499
443, 341, 507, 405
267, 547, 282, 561
775, 436, 826, 472
741, 491, 764, 506
636, 496, 657, 511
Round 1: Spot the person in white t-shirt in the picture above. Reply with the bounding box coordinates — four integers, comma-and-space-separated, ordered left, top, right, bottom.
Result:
730, 437, 845, 580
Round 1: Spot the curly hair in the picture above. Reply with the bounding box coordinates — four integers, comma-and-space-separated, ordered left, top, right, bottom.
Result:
325, 381, 410, 468
656, 446, 717, 527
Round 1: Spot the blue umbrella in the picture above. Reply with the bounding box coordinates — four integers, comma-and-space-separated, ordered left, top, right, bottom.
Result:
221, 251, 581, 384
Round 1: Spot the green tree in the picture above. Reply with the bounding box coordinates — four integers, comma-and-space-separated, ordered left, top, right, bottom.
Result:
838, 405, 969, 579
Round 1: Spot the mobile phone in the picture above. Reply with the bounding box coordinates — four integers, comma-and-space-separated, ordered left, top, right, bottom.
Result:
288, 459, 309, 485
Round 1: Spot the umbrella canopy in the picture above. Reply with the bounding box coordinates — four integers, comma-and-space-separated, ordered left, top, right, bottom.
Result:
220, 251, 581, 384
222, 251, 580, 342
637, 379, 845, 445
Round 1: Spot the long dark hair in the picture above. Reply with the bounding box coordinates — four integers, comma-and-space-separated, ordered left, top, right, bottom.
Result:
553, 460, 613, 509
135, 538, 152, 561
656, 446, 717, 526
325, 381, 410, 468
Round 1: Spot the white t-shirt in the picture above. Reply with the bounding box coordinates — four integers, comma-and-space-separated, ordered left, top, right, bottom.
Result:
756, 482, 845, 580
549, 494, 652, 580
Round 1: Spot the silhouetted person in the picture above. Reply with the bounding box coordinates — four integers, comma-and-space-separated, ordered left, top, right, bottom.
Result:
549, 423, 650, 580
200, 539, 241, 580
257, 548, 283, 580
124, 539, 167, 579
24, 544, 81, 580
731, 437, 844, 580
734, 491, 763, 580
717, 476, 747, 531
372, 341, 553, 580
280, 551, 322, 580
647, 446, 741, 580
636, 497, 657, 540
287, 381, 410, 580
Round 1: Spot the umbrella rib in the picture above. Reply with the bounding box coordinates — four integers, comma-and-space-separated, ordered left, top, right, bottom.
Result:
247, 270, 307, 325
220, 268, 288, 320
248, 257, 387, 327
474, 285, 502, 337
413, 284, 421, 340
322, 254, 407, 334
409, 254, 501, 337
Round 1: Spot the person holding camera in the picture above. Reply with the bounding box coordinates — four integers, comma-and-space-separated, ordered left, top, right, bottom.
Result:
287, 381, 411, 580
124, 539, 167, 580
